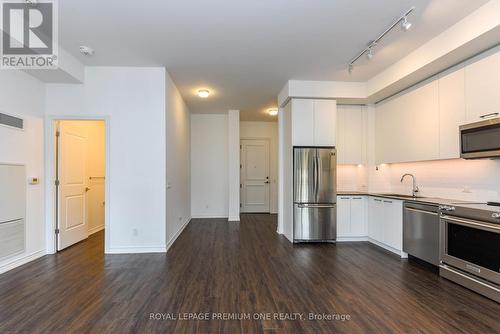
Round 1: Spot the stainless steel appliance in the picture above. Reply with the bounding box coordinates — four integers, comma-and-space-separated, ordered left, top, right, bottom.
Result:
460, 117, 500, 159
403, 202, 440, 266
293, 147, 336, 242
439, 204, 500, 302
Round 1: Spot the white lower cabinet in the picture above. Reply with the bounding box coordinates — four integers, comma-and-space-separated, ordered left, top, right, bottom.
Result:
368, 197, 405, 257
337, 196, 367, 240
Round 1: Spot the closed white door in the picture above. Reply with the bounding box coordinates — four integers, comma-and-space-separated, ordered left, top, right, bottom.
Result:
240, 139, 270, 213
57, 121, 89, 250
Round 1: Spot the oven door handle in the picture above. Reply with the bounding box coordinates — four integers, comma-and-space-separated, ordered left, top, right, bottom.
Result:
441, 215, 500, 233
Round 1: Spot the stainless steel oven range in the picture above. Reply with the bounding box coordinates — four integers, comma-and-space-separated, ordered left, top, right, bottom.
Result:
439, 204, 500, 303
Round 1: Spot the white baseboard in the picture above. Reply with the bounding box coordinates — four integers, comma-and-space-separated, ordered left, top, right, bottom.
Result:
166, 216, 191, 252
228, 215, 240, 222
107, 246, 167, 254
191, 214, 228, 219
88, 225, 104, 235
337, 236, 369, 242
0, 249, 46, 275
368, 238, 407, 258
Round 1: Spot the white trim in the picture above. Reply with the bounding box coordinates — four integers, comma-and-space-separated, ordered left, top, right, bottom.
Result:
228, 216, 240, 222
368, 238, 408, 258
88, 225, 104, 235
191, 214, 229, 219
107, 246, 166, 254
45, 115, 111, 254
336, 236, 369, 242
0, 249, 46, 275
166, 217, 191, 252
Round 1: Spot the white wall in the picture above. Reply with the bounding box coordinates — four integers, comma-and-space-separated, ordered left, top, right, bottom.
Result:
0, 70, 46, 273
165, 71, 191, 249
240, 121, 279, 213
227, 110, 240, 221
46, 67, 167, 253
191, 114, 228, 218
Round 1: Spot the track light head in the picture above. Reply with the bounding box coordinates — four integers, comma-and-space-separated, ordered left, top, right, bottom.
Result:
401, 16, 412, 31
366, 48, 374, 60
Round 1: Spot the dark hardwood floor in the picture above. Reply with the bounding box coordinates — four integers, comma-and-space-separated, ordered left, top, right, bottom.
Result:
1, 214, 499, 333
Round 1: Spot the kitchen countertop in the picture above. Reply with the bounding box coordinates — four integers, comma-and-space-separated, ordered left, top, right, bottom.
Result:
337, 191, 467, 206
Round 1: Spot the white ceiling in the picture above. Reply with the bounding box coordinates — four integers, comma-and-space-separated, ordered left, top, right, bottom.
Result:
58, 0, 489, 121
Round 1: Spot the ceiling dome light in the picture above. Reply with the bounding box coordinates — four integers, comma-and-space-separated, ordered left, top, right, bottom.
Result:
401, 16, 412, 31
268, 108, 279, 116
198, 90, 210, 98
79, 45, 94, 56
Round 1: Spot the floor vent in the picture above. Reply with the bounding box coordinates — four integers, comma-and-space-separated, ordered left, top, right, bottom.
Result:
0, 113, 24, 130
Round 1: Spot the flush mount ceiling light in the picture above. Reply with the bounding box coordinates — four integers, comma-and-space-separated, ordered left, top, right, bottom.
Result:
79, 45, 94, 56
268, 108, 279, 116
198, 89, 210, 98
348, 6, 415, 73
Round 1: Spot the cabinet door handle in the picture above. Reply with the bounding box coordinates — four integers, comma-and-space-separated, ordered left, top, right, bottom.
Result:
352, 197, 363, 200
340, 197, 350, 199
383, 200, 392, 203
479, 112, 499, 119
374, 199, 382, 202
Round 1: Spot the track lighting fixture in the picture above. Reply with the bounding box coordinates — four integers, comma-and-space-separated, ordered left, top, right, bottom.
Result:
366, 48, 374, 60
348, 7, 415, 73
401, 16, 412, 31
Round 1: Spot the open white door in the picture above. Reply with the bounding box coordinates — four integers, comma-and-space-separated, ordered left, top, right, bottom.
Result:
240, 139, 270, 213
57, 121, 89, 250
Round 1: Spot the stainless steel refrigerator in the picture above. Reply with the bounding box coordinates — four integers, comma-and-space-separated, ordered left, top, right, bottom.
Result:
293, 147, 337, 242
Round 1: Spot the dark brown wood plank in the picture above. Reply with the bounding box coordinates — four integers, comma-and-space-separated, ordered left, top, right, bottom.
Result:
0, 214, 499, 333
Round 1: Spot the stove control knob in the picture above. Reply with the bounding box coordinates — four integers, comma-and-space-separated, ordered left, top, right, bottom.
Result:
448, 206, 455, 212
439, 205, 448, 211
492, 213, 500, 219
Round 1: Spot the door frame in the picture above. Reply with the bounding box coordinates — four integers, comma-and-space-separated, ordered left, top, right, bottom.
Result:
45, 115, 110, 254
240, 137, 271, 213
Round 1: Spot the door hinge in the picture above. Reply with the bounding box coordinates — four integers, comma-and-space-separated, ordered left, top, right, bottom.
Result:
240, 183, 242, 188
240, 164, 242, 169
55, 228, 60, 234
240, 203, 242, 208
55, 179, 60, 186
56, 131, 60, 137
240, 145, 242, 149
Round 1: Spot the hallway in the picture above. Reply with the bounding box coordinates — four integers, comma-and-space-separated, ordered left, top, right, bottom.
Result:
0, 215, 499, 333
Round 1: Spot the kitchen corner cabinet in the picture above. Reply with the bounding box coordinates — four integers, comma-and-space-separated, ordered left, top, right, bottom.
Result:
368, 197, 404, 256
337, 105, 366, 165
465, 50, 500, 123
291, 98, 336, 147
337, 196, 367, 239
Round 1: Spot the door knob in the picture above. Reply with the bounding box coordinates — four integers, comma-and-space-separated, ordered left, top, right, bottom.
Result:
265, 181, 270, 184
85, 187, 91, 192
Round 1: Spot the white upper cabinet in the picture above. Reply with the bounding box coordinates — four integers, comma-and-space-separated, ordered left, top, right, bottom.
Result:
337, 105, 366, 165
291, 98, 336, 147
313, 100, 337, 146
438, 67, 466, 160
465, 50, 500, 123
291, 99, 314, 146
376, 80, 439, 164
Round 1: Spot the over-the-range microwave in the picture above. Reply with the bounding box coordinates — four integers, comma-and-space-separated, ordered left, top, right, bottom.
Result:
460, 116, 500, 159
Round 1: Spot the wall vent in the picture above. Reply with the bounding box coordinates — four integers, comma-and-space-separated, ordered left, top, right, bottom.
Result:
0, 113, 24, 130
